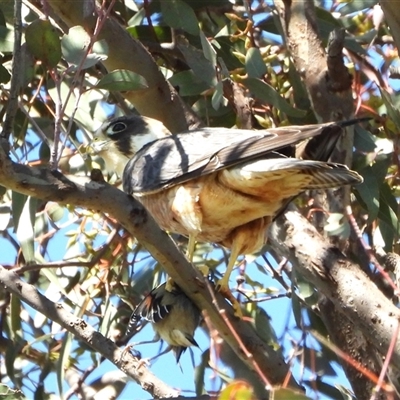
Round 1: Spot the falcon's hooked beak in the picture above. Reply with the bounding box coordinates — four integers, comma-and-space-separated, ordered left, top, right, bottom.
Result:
89, 114, 172, 177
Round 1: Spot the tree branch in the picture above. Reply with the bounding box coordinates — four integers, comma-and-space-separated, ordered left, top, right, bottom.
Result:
269, 211, 400, 368
0, 265, 178, 399
0, 143, 300, 389
274, 0, 353, 121
44, 0, 197, 133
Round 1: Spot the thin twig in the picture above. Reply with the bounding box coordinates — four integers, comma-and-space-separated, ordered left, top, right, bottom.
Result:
0, 264, 179, 398
371, 318, 400, 400
345, 205, 400, 296
204, 279, 273, 390
312, 330, 394, 394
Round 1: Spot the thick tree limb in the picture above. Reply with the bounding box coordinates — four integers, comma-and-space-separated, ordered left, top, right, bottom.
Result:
271, 2, 392, 396
0, 265, 178, 399
0, 143, 299, 390
274, 0, 354, 122
319, 299, 392, 400
269, 211, 400, 368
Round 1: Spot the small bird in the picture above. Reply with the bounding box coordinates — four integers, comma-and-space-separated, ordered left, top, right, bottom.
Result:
92, 115, 363, 316
127, 282, 200, 362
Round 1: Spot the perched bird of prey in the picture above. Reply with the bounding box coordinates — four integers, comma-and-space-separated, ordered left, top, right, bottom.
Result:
92, 115, 363, 315
127, 281, 200, 362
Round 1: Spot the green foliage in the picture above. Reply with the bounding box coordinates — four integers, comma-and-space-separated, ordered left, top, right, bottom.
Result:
0, 1, 398, 399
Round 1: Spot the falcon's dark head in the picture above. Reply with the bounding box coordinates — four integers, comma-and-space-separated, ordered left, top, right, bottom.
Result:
91, 115, 171, 176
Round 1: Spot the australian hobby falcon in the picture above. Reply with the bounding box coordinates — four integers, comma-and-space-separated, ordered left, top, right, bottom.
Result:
92, 115, 363, 315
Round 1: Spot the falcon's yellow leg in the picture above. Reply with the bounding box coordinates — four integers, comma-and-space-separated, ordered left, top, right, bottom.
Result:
216, 245, 243, 318
166, 235, 207, 293
187, 235, 196, 260
187, 235, 209, 276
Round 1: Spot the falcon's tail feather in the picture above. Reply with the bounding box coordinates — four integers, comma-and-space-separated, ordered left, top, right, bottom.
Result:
219, 158, 363, 198
295, 117, 372, 162
300, 162, 363, 189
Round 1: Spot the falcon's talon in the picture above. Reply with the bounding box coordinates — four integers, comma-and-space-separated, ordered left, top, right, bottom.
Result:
135, 357, 151, 371
217, 281, 243, 319
198, 265, 209, 277
119, 344, 134, 362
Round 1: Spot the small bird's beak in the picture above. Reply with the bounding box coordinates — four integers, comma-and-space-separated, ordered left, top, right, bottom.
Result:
88, 137, 109, 155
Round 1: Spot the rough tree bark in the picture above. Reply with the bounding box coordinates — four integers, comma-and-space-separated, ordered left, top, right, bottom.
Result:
273, 1, 399, 397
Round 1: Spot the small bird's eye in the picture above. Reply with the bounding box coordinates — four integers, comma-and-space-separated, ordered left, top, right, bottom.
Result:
109, 122, 127, 134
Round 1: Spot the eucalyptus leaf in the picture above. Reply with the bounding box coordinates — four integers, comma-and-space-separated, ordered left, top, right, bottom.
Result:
25, 19, 61, 68
15, 196, 37, 264
169, 70, 209, 96
177, 38, 217, 87
61, 26, 108, 69
160, 0, 199, 36
272, 387, 313, 400
245, 47, 267, 78
243, 78, 306, 118
96, 69, 148, 91
211, 81, 224, 110
0, 25, 14, 53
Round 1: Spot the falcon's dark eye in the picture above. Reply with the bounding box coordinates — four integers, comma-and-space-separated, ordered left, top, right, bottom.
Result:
109, 122, 127, 135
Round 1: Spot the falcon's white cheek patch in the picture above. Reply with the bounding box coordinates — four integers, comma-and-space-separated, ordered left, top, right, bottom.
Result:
131, 132, 166, 153
97, 145, 131, 177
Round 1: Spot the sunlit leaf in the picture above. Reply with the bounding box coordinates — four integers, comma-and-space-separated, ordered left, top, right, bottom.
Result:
211, 80, 225, 110
324, 213, 350, 238
0, 25, 14, 52
0, 384, 24, 399
219, 381, 255, 400
271, 387, 312, 399
15, 196, 37, 264
46, 202, 65, 223
57, 332, 73, 398
297, 279, 315, 300
61, 25, 108, 69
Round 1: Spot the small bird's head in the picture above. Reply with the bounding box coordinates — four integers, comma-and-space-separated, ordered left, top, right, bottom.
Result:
91, 115, 171, 176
